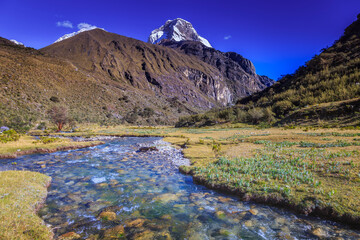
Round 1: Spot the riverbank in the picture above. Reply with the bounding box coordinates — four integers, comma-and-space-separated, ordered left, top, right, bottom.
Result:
1, 124, 360, 233
37, 124, 360, 228
0, 171, 52, 240
163, 126, 360, 229
0, 135, 104, 159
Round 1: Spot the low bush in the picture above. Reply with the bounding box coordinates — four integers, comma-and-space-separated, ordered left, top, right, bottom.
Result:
34, 136, 61, 144
0, 129, 20, 143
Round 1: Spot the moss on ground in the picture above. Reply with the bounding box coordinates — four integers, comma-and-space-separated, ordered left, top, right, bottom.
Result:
0, 171, 52, 240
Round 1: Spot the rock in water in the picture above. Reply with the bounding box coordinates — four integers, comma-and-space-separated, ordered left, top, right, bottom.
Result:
310, 227, 328, 238
58, 232, 81, 240
137, 146, 158, 152
98, 211, 117, 221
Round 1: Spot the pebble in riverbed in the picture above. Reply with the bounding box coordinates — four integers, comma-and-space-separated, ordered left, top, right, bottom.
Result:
135, 139, 190, 167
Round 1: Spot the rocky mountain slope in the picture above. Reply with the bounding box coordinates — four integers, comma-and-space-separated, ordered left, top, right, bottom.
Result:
1, 19, 273, 129
177, 15, 360, 127
149, 19, 274, 102
159, 40, 274, 101
42, 28, 233, 106
0, 30, 231, 129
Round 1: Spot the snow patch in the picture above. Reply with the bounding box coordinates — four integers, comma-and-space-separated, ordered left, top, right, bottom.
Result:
10, 39, 24, 46
54, 24, 105, 43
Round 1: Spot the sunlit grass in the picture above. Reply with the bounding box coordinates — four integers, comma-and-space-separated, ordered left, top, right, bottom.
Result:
0, 135, 102, 156
0, 171, 52, 240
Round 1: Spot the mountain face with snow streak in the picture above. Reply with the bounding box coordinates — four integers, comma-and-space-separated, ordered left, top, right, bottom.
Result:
10, 39, 24, 46
148, 18, 212, 48
54, 26, 104, 43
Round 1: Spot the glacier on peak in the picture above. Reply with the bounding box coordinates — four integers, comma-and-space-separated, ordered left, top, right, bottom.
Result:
148, 18, 212, 48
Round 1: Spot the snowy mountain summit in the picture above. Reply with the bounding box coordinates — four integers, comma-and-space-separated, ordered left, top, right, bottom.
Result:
54, 24, 104, 43
10, 39, 24, 46
148, 18, 212, 48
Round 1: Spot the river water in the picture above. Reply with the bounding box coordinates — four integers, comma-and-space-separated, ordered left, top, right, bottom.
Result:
1, 137, 359, 239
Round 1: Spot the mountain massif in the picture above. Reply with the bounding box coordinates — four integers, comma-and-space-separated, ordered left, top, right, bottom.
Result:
177, 15, 360, 127
0, 19, 273, 129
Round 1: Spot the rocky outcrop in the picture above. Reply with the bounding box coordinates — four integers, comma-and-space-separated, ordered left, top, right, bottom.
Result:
159, 40, 274, 102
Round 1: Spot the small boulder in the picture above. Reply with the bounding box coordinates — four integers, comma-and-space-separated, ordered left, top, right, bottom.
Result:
249, 209, 258, 215
137, 146, 158, 152
310, 227, 328, 239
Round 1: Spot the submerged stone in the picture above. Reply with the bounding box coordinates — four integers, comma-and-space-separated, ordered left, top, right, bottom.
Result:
155, 193, 179, 203
58, 232, 81, 240
133, 230, 156, 239
125, 218, 146, 228
244, 220, 254, 228
219, 229, 232, 236
102, 225, 125, 239
310, 227, 328, 238
98, 211, 117, 221
249, 209, 258, 215
215, 211, 226, 220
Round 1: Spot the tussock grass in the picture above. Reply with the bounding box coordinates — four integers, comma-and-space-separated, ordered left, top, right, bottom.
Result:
0, 171, 52, 240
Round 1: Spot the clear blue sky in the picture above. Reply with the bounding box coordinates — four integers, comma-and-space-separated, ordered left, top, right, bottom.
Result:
1, 0, 360, 80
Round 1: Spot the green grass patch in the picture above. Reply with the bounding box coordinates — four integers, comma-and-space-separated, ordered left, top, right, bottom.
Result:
0, 171, 52, 240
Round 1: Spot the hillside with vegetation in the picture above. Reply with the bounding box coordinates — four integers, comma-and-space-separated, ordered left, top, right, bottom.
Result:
177, 15, 360, 128
0, 27, 274, 131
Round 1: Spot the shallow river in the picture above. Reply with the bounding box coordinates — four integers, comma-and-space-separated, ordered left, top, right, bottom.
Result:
1, 137, 359, 239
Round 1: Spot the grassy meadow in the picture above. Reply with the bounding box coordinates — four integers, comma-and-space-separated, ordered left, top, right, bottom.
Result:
0, 171, 52, 240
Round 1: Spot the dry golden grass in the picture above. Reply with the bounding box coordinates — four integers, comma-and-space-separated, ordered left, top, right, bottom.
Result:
0, 135, 102, 156
0, 171, 52, 240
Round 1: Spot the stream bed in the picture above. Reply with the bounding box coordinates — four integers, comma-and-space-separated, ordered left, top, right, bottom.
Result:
1, 137, 359, 239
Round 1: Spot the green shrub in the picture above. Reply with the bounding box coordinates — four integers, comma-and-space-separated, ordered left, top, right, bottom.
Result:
248, 108, 264, 124
217, 109, 233, 121
140, 107, 155, 118
212, 142, 222, 154
0, 129, 20, 143
34, 136, 61, 144
37, 122, 47, 130
273, 100, 294, 116
234, 108, 248, 122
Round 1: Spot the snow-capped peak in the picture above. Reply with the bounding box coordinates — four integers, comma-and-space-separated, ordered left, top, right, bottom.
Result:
54, 24, 104, 43
148, 18, 212, 48
10, 39, 25, 46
